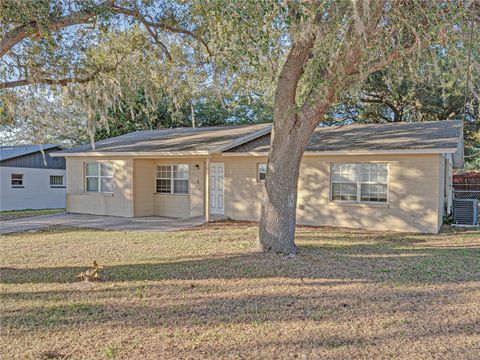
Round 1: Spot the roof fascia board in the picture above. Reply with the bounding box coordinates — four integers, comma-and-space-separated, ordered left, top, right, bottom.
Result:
51, 151, 211, 157
209, 124, 272, 154
221, 148, 458, 157
52, 147, 458, 158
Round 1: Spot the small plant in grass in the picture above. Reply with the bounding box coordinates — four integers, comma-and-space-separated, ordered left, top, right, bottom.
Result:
104, 345, 117, 358
77, 261, 104, 282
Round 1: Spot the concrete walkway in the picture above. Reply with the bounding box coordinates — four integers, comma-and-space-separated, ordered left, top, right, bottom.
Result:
0, 213, 215, 234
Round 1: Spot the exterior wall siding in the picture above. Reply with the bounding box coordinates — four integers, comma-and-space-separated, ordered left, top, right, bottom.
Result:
133, 159, 154, 217
222, 154, 443, 233
437, 155, 446, 229
219, 155, 264, 221
0, 167, 66, 211
67, 157, 204, 219
65, 153, 444, 233
150, 158, 204, 218
65, 157, 133, 217
0, 148, 66, 169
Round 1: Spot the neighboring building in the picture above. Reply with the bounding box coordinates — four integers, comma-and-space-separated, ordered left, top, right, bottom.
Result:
453, 171, 480, 189
453, 170, 480, 200
0, 144, 66, 211
52, 121, 464, 233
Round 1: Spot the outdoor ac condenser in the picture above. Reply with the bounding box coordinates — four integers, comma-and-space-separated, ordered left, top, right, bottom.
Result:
453, 199, 479, 226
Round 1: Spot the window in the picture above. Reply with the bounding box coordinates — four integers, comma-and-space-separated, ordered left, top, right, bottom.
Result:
50, 175, 64, 187
257, 164, 267, 181
11, 174, 23, 187
85, 162, 113, 193
156, 164, 189, 194
331, 163, 388, 203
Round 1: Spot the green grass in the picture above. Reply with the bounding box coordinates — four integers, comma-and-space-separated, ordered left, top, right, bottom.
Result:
0, 208, 65, 221
1, 222, 479, 359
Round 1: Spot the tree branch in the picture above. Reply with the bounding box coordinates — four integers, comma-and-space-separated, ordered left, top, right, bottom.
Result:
1, 1, 211, 61
364, 33, 420, 80
360, 93, 401, 120
110, 5, 212, 57
0, 58, 124, 89
273, 33, 316, 129
0, 75, 94, 89
1, 1, 114, 57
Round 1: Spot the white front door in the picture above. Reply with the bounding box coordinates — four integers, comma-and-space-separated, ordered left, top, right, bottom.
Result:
210, 162, 224, 215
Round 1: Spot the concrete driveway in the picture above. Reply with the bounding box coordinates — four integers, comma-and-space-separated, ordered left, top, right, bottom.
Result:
0, 213, 211, 234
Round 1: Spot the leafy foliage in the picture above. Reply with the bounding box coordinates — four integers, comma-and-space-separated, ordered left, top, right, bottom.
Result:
0, 1, 477, 168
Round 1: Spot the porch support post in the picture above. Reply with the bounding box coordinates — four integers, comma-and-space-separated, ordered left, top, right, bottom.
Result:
205, 157, 210, 222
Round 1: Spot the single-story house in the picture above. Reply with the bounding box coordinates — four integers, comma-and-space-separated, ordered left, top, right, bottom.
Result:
0, 144, 66, 211
51, 120, 464, 233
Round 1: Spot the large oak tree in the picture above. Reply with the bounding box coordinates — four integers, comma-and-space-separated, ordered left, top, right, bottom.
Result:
1, 1, 477, 254
201, 1, 474, 253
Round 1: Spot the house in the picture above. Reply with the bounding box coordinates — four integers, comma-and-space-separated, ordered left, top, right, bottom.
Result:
0, 144, 66, 211
51, 120, 464, 233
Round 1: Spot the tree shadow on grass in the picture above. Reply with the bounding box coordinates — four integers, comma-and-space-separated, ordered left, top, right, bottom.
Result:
1, 239, 479, 285
2, 282, 478, 337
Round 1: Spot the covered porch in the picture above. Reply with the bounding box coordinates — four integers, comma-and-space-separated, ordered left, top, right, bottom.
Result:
132, 157, 225, 222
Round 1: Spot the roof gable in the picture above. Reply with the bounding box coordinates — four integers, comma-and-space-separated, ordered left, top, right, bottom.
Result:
54, 124, 271, 156
0, 144, 63, 162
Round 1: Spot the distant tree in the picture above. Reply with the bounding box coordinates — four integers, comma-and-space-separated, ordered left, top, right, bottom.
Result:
327, 56, 479, 168
0, 88, 87, 145
94, 89, 272, 141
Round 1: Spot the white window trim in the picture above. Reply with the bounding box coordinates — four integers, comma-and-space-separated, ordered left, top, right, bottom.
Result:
155, 164, 189, 195
85, 162, 114, 193
11, 173, 24, 188
50, 175, 65, 187
330, 162, 389, 204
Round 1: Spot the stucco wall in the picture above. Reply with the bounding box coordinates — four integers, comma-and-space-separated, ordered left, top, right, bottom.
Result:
221, 154, 443, 233
65, 153, 444, 233
437, 155, 446, 227
133, 159, 154, 217
133, 158, 204, 218
65, 157, 133, 217
0, 167, 66, 211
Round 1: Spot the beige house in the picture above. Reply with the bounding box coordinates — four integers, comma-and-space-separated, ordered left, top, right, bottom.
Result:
52, 120, 464, 233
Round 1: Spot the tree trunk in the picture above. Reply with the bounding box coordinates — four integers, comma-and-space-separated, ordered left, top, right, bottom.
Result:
256, 35, 318, 254
258, 119, 317, 254
190, 101, 196, 128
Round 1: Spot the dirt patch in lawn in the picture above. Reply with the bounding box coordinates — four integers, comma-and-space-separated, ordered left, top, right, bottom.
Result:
1, 223, 479, 359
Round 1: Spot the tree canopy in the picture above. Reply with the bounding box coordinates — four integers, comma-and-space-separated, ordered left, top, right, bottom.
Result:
1, 0, 278, 143
1, 1, 477, 138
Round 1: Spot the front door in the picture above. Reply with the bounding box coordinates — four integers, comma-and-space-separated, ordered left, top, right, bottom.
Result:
210, 162, 224, 215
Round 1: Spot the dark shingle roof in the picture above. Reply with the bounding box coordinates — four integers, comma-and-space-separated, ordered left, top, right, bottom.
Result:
53, 120, 463, 158
56, 124, 271, 155
227, 120, 463, 153
0, 144, 62, 161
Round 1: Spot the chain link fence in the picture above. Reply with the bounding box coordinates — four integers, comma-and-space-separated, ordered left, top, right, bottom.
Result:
453, 190, 480, 200
453, 184, 480, 200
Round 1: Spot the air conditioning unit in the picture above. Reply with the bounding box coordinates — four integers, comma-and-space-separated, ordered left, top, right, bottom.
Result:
453, 199, 479, 226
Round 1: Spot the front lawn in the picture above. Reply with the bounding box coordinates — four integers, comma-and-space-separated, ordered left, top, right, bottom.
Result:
1, 222, 479, 359
0, 208, 65, 221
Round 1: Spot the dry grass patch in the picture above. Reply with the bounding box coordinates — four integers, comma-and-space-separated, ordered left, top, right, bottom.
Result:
1, 222, 479, 359
0, 208, 65, 221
